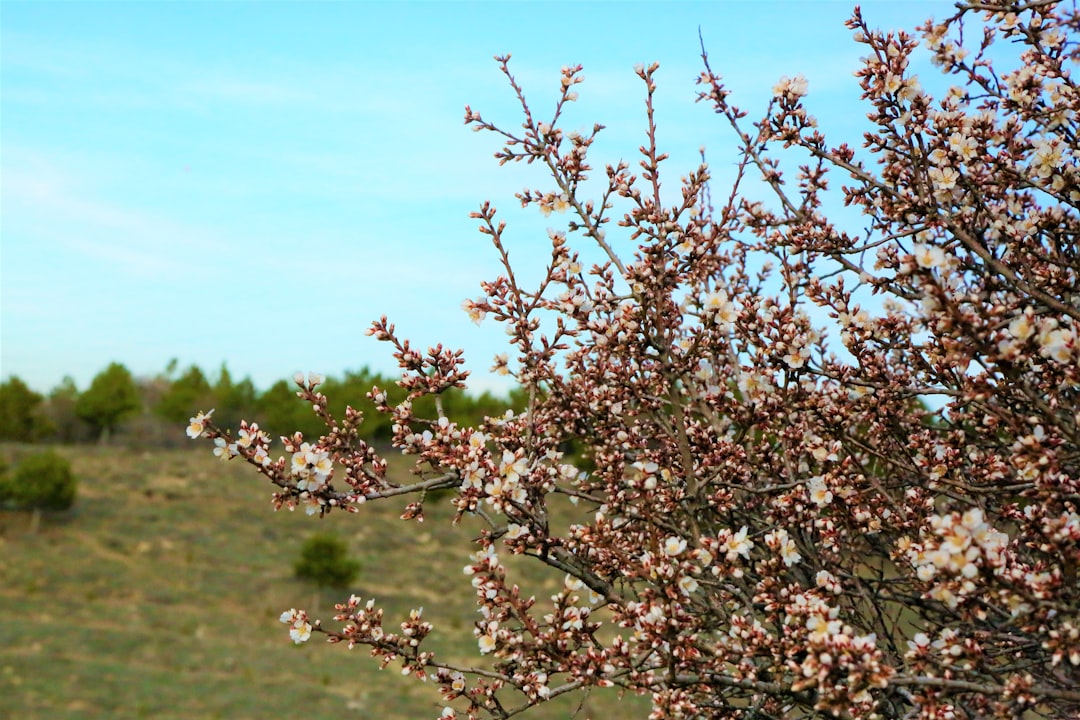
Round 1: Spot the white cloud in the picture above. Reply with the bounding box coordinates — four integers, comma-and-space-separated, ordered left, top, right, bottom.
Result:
2, 147, 222, 277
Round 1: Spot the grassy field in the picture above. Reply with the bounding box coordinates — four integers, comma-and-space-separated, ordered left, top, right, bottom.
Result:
0, 444, 648, 720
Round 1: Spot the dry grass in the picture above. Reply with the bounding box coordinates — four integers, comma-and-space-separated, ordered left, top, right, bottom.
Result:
0, 444, 647, 720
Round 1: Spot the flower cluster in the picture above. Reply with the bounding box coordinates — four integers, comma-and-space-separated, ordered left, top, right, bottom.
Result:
186, 409, 214, 439
787, 592, 893, 714
903, 508, 1011, 608
290, 442, 333, 492
279, 608, 312, 644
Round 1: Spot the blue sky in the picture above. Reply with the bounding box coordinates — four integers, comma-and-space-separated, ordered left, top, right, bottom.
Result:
2, 1, 949, 396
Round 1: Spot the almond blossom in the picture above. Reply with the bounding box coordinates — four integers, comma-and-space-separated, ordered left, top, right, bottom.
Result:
186, 409, 214, 439
191, 5, 1080, 718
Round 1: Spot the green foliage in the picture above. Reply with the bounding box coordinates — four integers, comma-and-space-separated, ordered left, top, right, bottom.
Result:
42, 376, 93, 443
293, 533, 360, 589
76, 362, 141, 442
321, 367, 520, 441
318, 367, 398, 440
257, 379, 325, 439
211, 364, 258, 429
154, 362, 260, 430
155, 365, 213, 425
0, 456, 11, 506
0, 376, 48, 441
9, 450, 77, 511
444, 386, 526, 428
15, 360, 518, 447
254, 368, 520, 445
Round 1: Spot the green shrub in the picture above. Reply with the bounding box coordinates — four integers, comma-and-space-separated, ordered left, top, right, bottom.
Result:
0, 376, 47, 442
294, 533, 360, 589
0, 457, 12, 507
10, 451, 77, 511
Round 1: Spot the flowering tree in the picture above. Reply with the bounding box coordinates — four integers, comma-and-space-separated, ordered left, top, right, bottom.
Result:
191, 2, 1080, 718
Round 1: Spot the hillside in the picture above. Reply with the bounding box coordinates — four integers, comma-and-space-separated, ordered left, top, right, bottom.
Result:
0, 444, 647, 720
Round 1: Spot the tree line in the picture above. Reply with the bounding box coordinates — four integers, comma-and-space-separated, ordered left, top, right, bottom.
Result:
0, 360, 523, 446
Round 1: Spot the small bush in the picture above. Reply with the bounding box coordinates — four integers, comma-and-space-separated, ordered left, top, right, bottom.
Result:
294, 533, 360, 589
10, 451, 77, 511
0, 457, 12, 507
